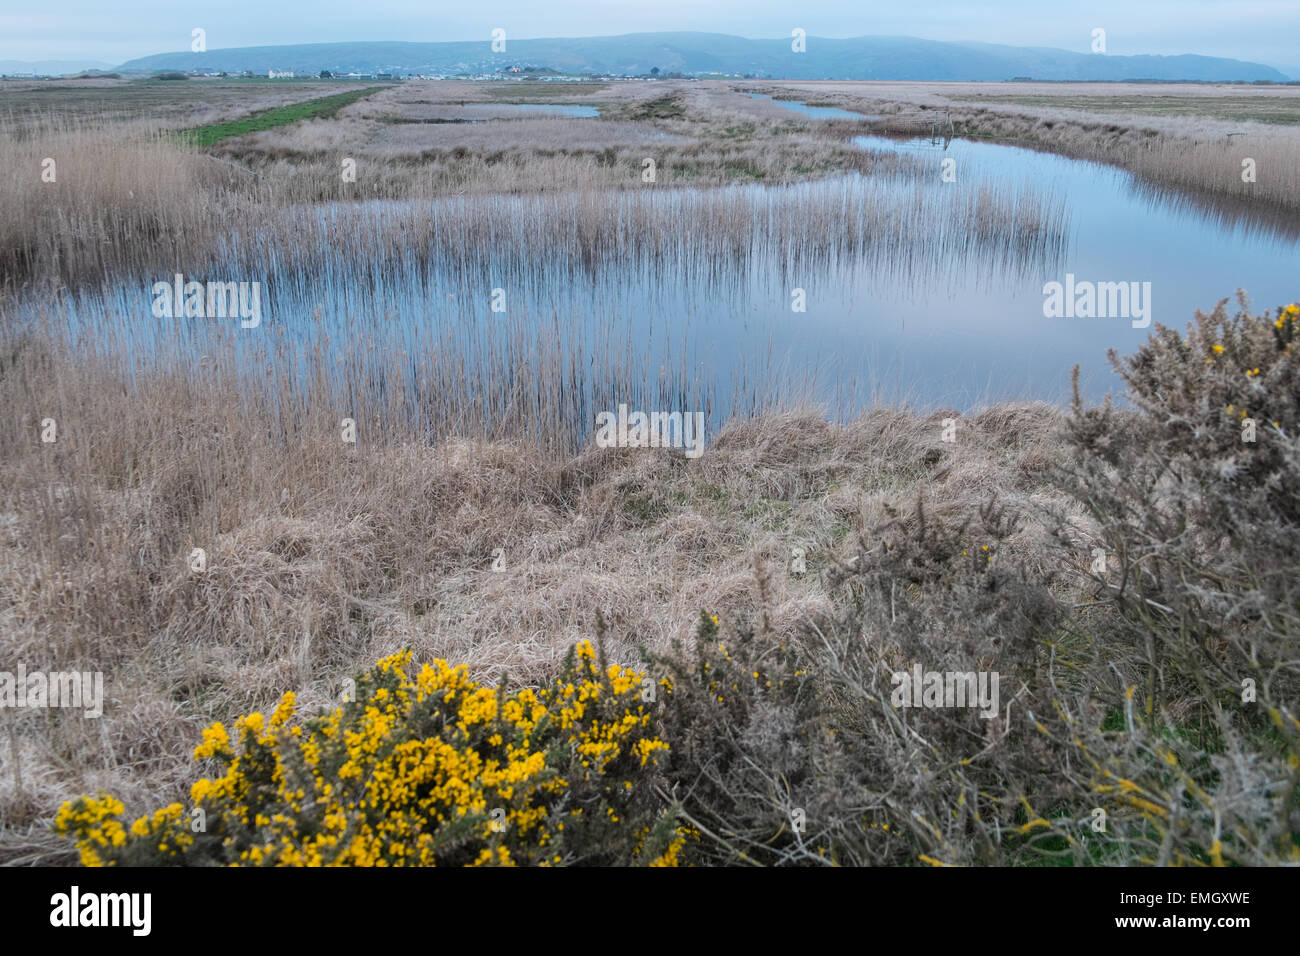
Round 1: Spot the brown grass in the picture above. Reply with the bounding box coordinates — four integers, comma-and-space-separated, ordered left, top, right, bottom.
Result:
0, 113, 1066, 291
0, 323, 1073, 862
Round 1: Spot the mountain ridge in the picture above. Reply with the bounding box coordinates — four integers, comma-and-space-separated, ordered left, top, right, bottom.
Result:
0, 59, 116, 75
113, 32, 1292, 82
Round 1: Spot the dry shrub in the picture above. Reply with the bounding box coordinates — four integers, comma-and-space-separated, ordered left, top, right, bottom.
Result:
647, 296, 1299, 866
648, 494, 1063, 866
1039, 293, 1300, 864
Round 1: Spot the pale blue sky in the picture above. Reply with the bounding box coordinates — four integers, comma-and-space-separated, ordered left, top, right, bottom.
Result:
3, 0, 1298, 73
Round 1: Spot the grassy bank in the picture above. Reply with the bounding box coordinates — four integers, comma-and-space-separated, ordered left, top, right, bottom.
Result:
178, 85, 390, 146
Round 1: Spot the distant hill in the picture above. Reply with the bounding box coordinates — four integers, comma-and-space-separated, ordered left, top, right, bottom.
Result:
0, 59, 115, 76
114, 33, 1291, 82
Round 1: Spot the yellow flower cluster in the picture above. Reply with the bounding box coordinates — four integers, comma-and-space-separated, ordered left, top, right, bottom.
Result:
52, 795, 127, 867
55, 641, 682, 867
1271, 303, 1300, 352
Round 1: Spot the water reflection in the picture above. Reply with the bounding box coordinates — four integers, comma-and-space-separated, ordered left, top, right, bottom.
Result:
748, 93, 868, 120
21, 120, 1300, 447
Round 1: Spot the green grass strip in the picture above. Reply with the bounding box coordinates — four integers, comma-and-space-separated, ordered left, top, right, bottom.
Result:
178, 86, 388, 147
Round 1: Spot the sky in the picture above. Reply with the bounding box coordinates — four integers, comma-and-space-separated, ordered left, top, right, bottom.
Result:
3, 0, 1298, 74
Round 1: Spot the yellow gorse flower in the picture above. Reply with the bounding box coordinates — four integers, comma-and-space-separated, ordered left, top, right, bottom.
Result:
55, 640, 679, 868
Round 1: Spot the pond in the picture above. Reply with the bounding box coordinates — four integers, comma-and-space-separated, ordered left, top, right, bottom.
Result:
749, 93, 867, 120
464, 103, 599, 118
843, 131, 1300, 405
28, 103, 1300, 444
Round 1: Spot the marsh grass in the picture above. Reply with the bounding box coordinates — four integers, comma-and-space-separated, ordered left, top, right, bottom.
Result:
0, 306, 1073, 862
4, 135, 1069, 453
0, 115, 1067, 291
962, 92, 1300, 126
178, 86, 390, 147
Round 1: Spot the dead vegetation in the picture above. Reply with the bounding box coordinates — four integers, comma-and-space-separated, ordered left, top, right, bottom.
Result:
0, 321, 1072, 862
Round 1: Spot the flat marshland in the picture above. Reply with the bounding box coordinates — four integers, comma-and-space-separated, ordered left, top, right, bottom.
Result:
2, 77, 1298, 866
752, 79, 1300, 213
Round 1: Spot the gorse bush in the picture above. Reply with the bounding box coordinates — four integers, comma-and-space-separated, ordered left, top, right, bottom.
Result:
1043, 295, 1300, 864
56, 640, 686, 866
644, 606, 853, 865
647, 296, 1300, 866
645, 505, 1067, 867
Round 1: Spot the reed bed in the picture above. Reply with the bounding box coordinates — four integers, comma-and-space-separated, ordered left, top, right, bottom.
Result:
1, 112, 1069, 293
10, 152, 1066, 296
5, 145, 1068, 450
1117, 130, 1300, 210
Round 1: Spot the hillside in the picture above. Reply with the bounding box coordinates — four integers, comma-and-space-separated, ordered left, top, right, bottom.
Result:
115, 32, 1292, 82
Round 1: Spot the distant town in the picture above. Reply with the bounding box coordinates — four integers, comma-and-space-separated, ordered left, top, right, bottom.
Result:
0, 66, 712, 80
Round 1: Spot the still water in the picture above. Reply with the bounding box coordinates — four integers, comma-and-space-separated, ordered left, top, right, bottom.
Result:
39, 105, 1300, 430
464, 103, 600, 118
749, 92, 868, 120
840, 131, 1299, 405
